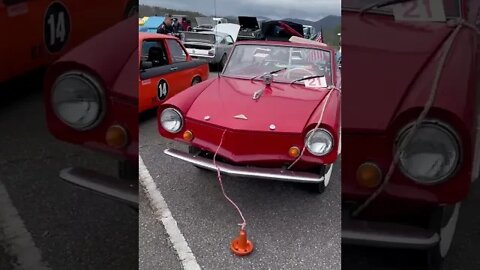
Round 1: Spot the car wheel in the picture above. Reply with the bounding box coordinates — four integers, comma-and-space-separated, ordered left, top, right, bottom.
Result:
220, 54, 227, 70
118, 160, 138, 180
188, 146, 209, 171
124, 1, 138, 18
424, 203, 461, 270
308, 164, 332, 194
191, 77, 201, 86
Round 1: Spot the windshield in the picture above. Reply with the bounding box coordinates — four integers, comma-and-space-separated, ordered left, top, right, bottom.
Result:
342, 0, 462, 18
223, 44, 333, 87
184, 33, 220, 44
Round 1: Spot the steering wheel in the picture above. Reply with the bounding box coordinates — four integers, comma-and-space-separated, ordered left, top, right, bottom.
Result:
285, 67, 316, 81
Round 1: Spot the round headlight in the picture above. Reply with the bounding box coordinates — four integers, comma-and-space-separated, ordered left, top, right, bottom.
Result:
51, 72, 104, 130
160, 108, 183, 133
396, 121, 460, 184
305, 128, 333, 156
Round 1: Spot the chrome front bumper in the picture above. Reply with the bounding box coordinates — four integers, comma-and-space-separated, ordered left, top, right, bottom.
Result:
60, 167, 138, 207
164, 148, 324, 183
342, 212, 439, 249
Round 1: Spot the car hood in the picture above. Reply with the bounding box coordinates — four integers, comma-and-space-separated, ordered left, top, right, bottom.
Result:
238, 16, 259, 30
213, 23, 240, 41
186, 77, 328, 133
342, 14, 454, 132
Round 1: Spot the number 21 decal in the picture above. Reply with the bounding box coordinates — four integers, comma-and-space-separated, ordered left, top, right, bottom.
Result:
393, 0, 446, 22
44, 1, 71, 53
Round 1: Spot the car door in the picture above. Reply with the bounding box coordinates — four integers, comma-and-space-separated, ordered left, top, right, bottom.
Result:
138, 38, 181, 112
164, 38, 197, 91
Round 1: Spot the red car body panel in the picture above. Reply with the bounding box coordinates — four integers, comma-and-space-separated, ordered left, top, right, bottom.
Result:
158, 40, 341, 169
1, 0, 133, 82
342, 0, 479, 206
187, 77, 328, 133
44, 17, 138, 162
138, 33, 209, 112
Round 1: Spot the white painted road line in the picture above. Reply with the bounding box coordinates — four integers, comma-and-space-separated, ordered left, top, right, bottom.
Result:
139, 156, 201, 270
0, 181, 50, 270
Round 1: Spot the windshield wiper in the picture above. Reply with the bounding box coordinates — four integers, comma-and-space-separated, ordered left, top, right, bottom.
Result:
290, 75, 325, 85
250, 67, 287, 82
360, 0, 412, 14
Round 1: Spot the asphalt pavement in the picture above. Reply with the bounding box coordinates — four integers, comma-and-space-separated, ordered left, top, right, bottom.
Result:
0, 76, 138, 270
139, 72, 342, 270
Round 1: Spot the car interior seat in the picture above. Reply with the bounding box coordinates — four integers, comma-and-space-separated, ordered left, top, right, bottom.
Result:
147, 46, 167, 67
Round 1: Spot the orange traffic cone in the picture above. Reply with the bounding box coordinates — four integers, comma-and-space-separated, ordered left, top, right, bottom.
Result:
230, 228, 254, 256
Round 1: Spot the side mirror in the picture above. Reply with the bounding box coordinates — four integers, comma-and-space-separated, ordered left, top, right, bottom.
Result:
140, 61, 153, 70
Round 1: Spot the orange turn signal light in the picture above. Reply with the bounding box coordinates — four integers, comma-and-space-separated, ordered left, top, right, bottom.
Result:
105, 125, 128, 149
356, 162, 382, 188
183, 130, 194, 141
288, 146, 300, 158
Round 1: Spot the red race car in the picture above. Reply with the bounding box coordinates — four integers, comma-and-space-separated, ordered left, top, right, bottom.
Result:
342, 0, 480, 268
139, 32, 209, 113
1, 0, 136, 83
157, 38, 341, 193
43, 17, 138, 207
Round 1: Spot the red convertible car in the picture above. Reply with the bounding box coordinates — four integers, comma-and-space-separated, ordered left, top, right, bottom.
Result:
139, 32, 209, 113
157, 38, 341, 192
342, 0, 479, 268
43, 17, 138, 207
1, 0, 136, 83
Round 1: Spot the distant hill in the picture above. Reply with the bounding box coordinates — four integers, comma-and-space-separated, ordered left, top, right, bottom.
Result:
139, 5, 204, 26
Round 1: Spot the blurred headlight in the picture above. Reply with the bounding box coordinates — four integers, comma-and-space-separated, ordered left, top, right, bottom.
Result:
305, 128, 333, 156
52, 72, 104, 130
160, 108, 183, 133
396, 121, 460, 184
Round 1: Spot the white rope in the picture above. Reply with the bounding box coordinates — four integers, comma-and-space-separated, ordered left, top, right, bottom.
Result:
353, 18, 479, 217
287, 85, 340, 170
213, 129, 247, 230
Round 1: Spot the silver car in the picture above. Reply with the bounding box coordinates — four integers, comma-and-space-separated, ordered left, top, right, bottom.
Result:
182, 31, 235, 69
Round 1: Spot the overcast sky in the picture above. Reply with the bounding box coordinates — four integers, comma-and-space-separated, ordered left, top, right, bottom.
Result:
140, 0, 340, 21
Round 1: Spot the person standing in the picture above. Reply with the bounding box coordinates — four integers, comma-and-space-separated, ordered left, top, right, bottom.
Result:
172, 18, 180, 33
157, 14, 174, 35
181, 17, 189, 31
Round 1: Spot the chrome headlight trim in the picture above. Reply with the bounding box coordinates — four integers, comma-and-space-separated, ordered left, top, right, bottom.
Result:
51, 71, 105, 131
305, 128, 334, 156
395, 120, 462, 185
160, 108, 184, 133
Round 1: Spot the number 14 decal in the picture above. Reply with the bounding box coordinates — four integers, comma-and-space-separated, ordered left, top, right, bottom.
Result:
393, 0, 446, 22
44, 2, 71, 53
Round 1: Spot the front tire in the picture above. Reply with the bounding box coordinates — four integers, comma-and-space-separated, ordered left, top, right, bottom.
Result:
118, 160, 138, 180
191, 77, 201, 86
424, 203, 461, 270
188, 146, 209, 171
124, 1, 138, 18
308, 164, 332, 194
